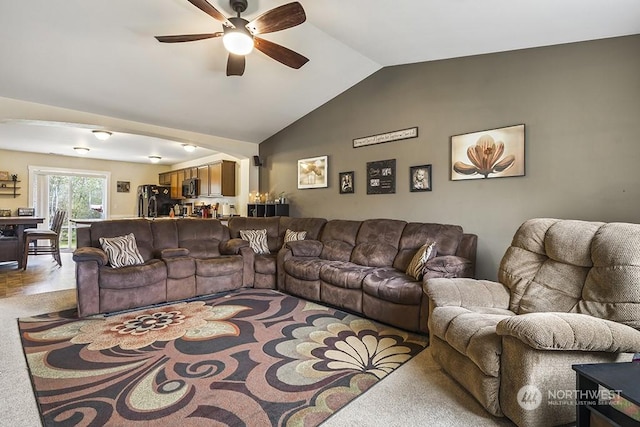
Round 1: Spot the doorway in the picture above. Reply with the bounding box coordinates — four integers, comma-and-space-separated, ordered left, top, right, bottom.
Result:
28, 166, 110, 249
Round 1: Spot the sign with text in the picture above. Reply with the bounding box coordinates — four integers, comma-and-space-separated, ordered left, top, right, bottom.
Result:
353, 127, 418, 148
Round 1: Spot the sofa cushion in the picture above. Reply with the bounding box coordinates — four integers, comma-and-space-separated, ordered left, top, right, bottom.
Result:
279, 217, 327, 246
284, 258, 330, 281
240, 229, 270, 254
195, 256, 244, 277
362, 268, 422, 305
320, 220, 361, 262
99, 259, 166, 289
99, 233, 145, 268
176, 219, 229, 258
406, 241, 436, 280
319, 261, 375, 289
89, 219, 154, 261
351, 219, 406, 267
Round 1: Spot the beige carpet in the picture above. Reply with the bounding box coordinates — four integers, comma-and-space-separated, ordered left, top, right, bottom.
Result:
0, 290, 514, 427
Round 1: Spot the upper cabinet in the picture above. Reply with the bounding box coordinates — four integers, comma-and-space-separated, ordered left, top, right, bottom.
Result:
161, 160, 236, 199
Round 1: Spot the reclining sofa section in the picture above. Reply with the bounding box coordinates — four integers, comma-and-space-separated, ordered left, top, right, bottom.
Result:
278, 218, 477, 333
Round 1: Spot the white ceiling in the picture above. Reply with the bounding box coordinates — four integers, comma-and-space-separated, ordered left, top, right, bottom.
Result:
1, 0, 639, 164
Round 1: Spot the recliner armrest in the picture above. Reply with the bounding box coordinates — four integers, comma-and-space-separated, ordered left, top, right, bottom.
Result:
72, 247, 108, 266
424, 277, 511, 310
496, 312, 640, 352
220, 238, 250, 255
284, 240, 323, 257
423, 255, 474, 279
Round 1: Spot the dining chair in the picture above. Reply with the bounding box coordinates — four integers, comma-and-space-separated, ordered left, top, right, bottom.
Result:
22, 209, 67, 270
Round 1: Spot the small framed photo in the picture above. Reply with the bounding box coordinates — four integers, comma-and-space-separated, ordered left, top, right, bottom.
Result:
117, 181, 130, 193
298, 155, 328, 189
410, 165, 432, 192
339, 171, 354, 194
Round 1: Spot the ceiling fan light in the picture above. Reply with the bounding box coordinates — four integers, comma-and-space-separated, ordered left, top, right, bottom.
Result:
182, 144, 197, 152
92, 130, 112, 141
74, 147, 90, 154
223, 31, 254, 55
148, 156, 162, 163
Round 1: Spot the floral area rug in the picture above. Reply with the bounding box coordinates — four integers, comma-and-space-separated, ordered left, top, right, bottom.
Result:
18, 289, 428, 426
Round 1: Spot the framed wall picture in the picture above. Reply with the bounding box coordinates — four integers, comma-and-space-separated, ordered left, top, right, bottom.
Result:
451, 124, 525, 181
367, 159, 396, 194
339, 171, 354, 194
116, 181, 131, 193
410, 165, 432, 192
297, 155, 328, 189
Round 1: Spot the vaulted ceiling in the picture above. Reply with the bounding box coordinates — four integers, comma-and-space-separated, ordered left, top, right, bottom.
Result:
1, 0, 639, 164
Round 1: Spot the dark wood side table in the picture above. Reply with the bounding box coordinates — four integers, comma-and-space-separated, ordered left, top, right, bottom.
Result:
573, 362, 640, 427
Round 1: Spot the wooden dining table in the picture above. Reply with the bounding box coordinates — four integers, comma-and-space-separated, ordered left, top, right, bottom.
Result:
0, 216, 45, 269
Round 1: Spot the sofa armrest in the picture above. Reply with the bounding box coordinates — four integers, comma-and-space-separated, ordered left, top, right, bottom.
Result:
423, 255, 474, 279
160, 248, 190, 258
496, 312, 640, 352
424, 277, 511, 310
220, 238, 250, 255
73, 247, 108, 266
284, 240, 323, 257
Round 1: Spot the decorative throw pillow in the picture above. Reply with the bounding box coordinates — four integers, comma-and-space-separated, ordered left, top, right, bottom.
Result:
406, 241, 436, 280
99, 233, 145, 268
284, 228, 307, 243
239, 229, 270, 254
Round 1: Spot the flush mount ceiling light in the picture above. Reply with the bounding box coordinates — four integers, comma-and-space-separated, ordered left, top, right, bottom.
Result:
182, 144, 197, 152
148, 156, 162, 163
74, 147, 90, 154
92, 130, 112, 141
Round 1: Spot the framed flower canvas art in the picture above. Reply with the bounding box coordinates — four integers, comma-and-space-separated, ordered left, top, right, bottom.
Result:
450, 124, 525, 181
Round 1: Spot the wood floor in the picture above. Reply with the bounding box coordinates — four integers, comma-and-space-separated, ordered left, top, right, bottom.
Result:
0, 251, 75, 298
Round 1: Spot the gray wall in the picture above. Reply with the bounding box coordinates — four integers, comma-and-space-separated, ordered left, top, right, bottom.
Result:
259, 35, 640, 280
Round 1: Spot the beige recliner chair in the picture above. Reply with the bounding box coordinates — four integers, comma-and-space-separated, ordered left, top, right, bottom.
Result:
424, 218, 640, 427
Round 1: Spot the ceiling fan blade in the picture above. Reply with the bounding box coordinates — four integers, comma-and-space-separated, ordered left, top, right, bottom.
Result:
226, 53, 246, 76
246, 2, 306, 35
155, 33, 223, 43
254, 37, 309, 69
187, 0, 233, 27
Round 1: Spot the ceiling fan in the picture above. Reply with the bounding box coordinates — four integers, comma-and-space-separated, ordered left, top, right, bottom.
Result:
155, 0, 309, 76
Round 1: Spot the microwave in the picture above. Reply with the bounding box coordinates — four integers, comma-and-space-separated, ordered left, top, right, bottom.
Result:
182, 178, 199, 198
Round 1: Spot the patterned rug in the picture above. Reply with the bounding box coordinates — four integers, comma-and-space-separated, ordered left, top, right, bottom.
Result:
18, 289, 428, 426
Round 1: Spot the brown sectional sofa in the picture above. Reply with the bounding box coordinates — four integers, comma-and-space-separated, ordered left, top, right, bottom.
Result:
73, 218, 251, 317
73, 217, 476, 334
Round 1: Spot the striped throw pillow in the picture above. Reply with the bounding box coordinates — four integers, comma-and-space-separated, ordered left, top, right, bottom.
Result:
284, 229, 307, 243
99, 233, 145, 268
406, 241, 436, 280
240, 229, 270, 254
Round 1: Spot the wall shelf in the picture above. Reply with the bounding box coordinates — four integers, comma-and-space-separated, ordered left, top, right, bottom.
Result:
0, 180, 20, 198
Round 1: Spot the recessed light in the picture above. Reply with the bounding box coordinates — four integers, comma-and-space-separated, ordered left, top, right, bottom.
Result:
92, 130, 112, 141
182, 144, 197, 152
148, 156, 162, 163
74, 147, 90, 154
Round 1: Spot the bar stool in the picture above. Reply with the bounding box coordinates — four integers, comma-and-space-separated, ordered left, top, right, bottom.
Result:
22, 209, 67, 270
